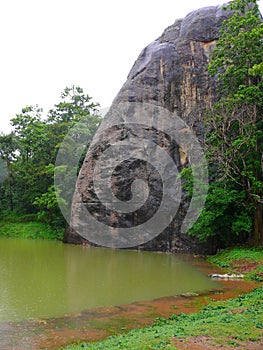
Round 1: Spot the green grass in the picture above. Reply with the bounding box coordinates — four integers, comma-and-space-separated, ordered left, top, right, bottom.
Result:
60, 286, 263, 349
208, 246, 263, 268
208, 246, 263, 282
0, 212, 63, 240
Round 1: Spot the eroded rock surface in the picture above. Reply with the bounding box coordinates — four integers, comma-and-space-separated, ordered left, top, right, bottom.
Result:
64, 4, 231, 253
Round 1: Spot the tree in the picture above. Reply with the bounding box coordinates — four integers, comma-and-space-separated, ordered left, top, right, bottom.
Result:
33, 86, 101, 226
0, 86, 101, 232
208, 0, 263, 106
47, 85, 99, 124
204, 0, 263, 245
0, 133, 18, 211
46, 86, 101, 223
9, 106, 49, 213
46, 86, 100, 163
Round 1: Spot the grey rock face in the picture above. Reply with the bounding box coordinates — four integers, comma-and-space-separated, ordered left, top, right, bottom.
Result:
64, 4, 231, 253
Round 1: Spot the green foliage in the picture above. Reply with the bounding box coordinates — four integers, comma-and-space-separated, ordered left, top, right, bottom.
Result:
48, 85, 98, 124
0, 221, 63, 240
208, 0, 263, 105
186, 180, 253, 244
249, 62, 263, 77
33, 184, 66, 227
0, 86, 101, 237
0, 212, 63, 240
0, 133, 18, 211
188, 0, 263, 245
208, 246, 263, 268
61, 286, 263, 349
208, 246, 263, 281
179, 167, 193, 197
0, 160, 8, 183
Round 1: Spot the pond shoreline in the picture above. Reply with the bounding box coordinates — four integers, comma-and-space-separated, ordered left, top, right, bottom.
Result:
0, 238, 262, 350
3, 253, 259, 350
57, 247, 262, 350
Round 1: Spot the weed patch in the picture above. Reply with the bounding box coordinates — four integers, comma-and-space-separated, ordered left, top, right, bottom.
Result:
0, 213, 63, 240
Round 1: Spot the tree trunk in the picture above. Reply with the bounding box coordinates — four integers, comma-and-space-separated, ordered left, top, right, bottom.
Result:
253, 203, 263, 246
7, 162, 14, 212
9, 185, 13, 211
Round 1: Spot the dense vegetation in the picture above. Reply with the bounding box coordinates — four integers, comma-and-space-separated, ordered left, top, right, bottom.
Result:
184, 0, 263, 247
0, 86, 101, 239
0, 212, 64, 240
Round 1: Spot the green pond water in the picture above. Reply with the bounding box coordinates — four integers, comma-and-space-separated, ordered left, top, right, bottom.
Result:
0, 237, 219, 322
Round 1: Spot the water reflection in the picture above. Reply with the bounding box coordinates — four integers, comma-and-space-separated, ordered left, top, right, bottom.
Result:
0, 237, 218, 322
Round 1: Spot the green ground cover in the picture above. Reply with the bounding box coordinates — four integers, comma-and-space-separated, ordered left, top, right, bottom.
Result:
0, 212, 63, 240
208, 247, 263, 282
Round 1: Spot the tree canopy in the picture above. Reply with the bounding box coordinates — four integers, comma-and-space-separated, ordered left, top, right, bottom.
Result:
0, 86, 101, 234
187, 0, 263, 246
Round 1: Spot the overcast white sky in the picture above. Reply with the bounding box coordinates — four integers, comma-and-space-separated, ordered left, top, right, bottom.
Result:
1, 0, 262, 133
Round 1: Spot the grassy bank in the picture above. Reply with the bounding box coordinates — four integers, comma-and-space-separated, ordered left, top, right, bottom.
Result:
61, 287, 263, 349
208, 246, 263, 282
0, 212, 63, 240
60, 247, 263, 350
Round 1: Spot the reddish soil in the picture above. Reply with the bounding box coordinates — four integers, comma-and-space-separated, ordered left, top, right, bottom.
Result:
172, 336, 263, 350
230, 259, 262, 273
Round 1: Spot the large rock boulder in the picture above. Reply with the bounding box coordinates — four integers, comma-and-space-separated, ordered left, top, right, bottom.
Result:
64, 4, 231, 253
